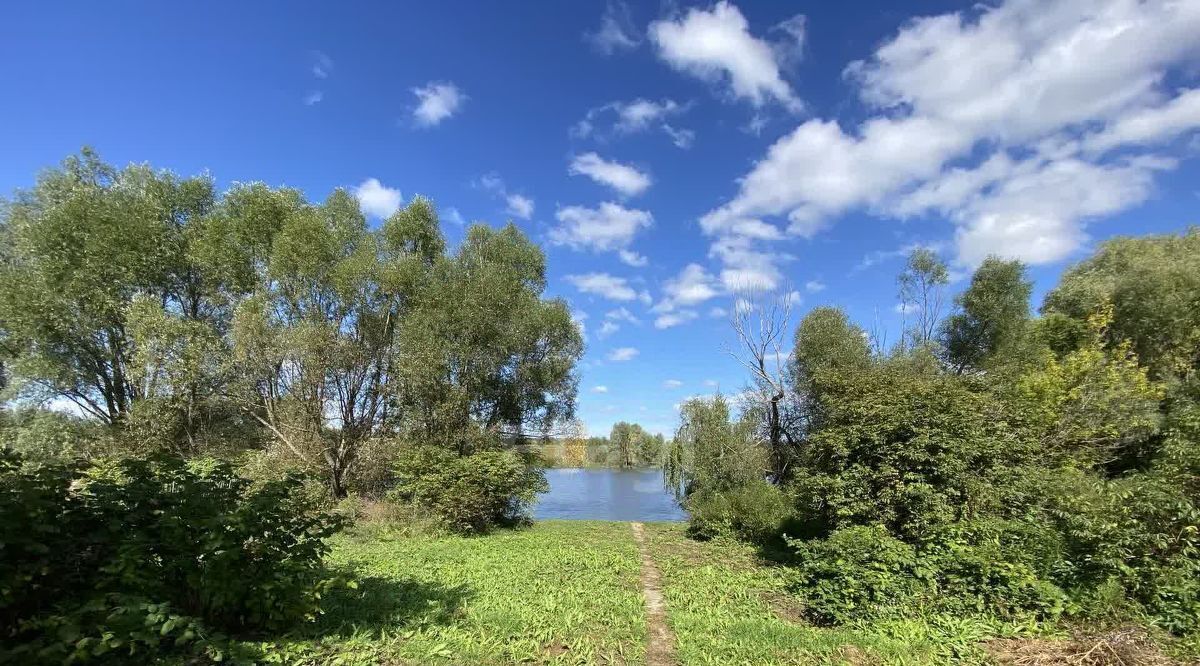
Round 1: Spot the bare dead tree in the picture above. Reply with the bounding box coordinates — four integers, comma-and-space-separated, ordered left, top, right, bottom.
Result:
726, 287, 798, 482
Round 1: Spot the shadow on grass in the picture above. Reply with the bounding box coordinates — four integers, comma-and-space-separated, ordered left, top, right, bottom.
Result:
310, 574, 474, 638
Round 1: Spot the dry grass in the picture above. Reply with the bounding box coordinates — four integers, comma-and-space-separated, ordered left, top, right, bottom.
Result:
986, 627, 1183, 666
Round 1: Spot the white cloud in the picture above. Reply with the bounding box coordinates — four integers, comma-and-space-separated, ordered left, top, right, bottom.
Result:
551, 202, 653, 253
444, 207, 467, 226
805, 280, 825, 293
662, 124, 695, 149
586, 1, 640, 55
663, 379, 683, 389
505, 193, 535, 220
303, 90, 324, 106
592, 385, 610, 393
608, 347, 639, 362
606, 307, 640, 324
895, 302, 919, 315
695, 0, 1200, 267
598, 320, 620, 338
566, 273, 639, 301
353, 178, 402, 218
703, 379, 720, 387
572, 98, 694, 148
477, 173, 535, 220
708, 306, 728, 318
649, 1, 802, 111
659, 263, 721, 309
1084, 88, 1200, 155
411, 82, 466, 127
654, 310, 698, 329
785, 290, 803, 306
569, 153, 652, 197
618, 249, 648, 267
312, 51, 333, 79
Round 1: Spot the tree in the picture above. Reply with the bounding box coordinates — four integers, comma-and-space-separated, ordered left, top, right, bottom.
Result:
897, 247, 949, 349
939, 257, 1033, 374
663, 394, 765, 501
396, 223, 582, 452
227, 192, 441, 496
793, 306, 872, 390
728, 290, 796, 481
1042, 228, 1200, 380
0, 150, 228, 446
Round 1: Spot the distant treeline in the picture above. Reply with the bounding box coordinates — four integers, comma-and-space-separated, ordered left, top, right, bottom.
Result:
534, 421, 665, 468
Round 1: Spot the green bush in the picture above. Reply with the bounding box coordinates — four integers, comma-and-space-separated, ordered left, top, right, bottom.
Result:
787, 525, 930, 624
789, 365, 1031, 542
389, 444, 547, 533
686, 479, 793, 543
0, 451, 345, 663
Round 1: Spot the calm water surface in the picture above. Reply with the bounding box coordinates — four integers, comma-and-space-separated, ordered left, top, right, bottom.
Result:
534, 468, 687, 521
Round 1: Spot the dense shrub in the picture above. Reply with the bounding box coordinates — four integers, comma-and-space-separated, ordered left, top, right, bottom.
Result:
786, 526, 929, 624
389, 444, 547, 533
789, 365, 1030, 542
0, 451, 345, 663
686, 479, 793, 543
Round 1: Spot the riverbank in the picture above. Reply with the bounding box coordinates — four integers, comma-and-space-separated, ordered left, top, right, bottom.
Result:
226, 521, 1191, 665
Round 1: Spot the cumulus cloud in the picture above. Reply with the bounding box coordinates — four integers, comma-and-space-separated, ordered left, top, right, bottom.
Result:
550, 202, 653, 253
566, 273, 639, 301
696, 0, 1200, 267
607, 347, 639, 362
805, 280, 825, 293
586, 1, 640, 55
569, 152, 652, 197
649, 2, 802, 111
700, 0, 1200, 268
663, 379, 684, 389
303, 91, 324, 106
411, 82, 466, 127
352, 178, 402, 218
592, 385, 610, 393
598, 320, 620, 338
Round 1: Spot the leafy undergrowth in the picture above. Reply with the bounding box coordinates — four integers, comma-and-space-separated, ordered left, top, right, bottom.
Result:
235, 521, 645, 665
642, 523, 1197, 666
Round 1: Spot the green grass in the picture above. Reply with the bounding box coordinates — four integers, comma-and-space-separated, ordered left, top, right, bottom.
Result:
241, 521, 645, 665
228, 520, 1182, 665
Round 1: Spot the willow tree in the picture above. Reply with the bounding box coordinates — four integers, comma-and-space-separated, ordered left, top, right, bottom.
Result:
0, 150, 234, 450
228, 193, 443, 496
397, 223, 582, 453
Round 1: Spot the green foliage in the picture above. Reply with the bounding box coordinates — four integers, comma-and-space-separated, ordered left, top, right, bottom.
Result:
897, 247, 950, 349
1042, 227, 1200, 379
792, 306, 872, 394
389, 443, 548, 533
789, 364, 1029, 542
608, 421, 662, 468
686, 479, 793, 543
787, 526, 929, 624
1012, 307, 1164, 469
0, 451, 345, 662
0, 408, 103, 462
663, 394, 766, 501
939, 257, 1033, 374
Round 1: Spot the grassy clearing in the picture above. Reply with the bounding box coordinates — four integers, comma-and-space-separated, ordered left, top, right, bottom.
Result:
228, 521, 1189, 665
241, 521, 645, 665
642, 522, 1075, 666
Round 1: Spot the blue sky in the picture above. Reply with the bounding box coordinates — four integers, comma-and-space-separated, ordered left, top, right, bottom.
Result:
2, 1, 1198, 436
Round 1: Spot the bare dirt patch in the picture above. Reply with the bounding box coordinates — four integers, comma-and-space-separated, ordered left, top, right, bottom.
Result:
631, 522, 677, 666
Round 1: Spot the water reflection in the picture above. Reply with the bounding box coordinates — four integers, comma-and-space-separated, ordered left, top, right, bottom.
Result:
534, 468, 687, 521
